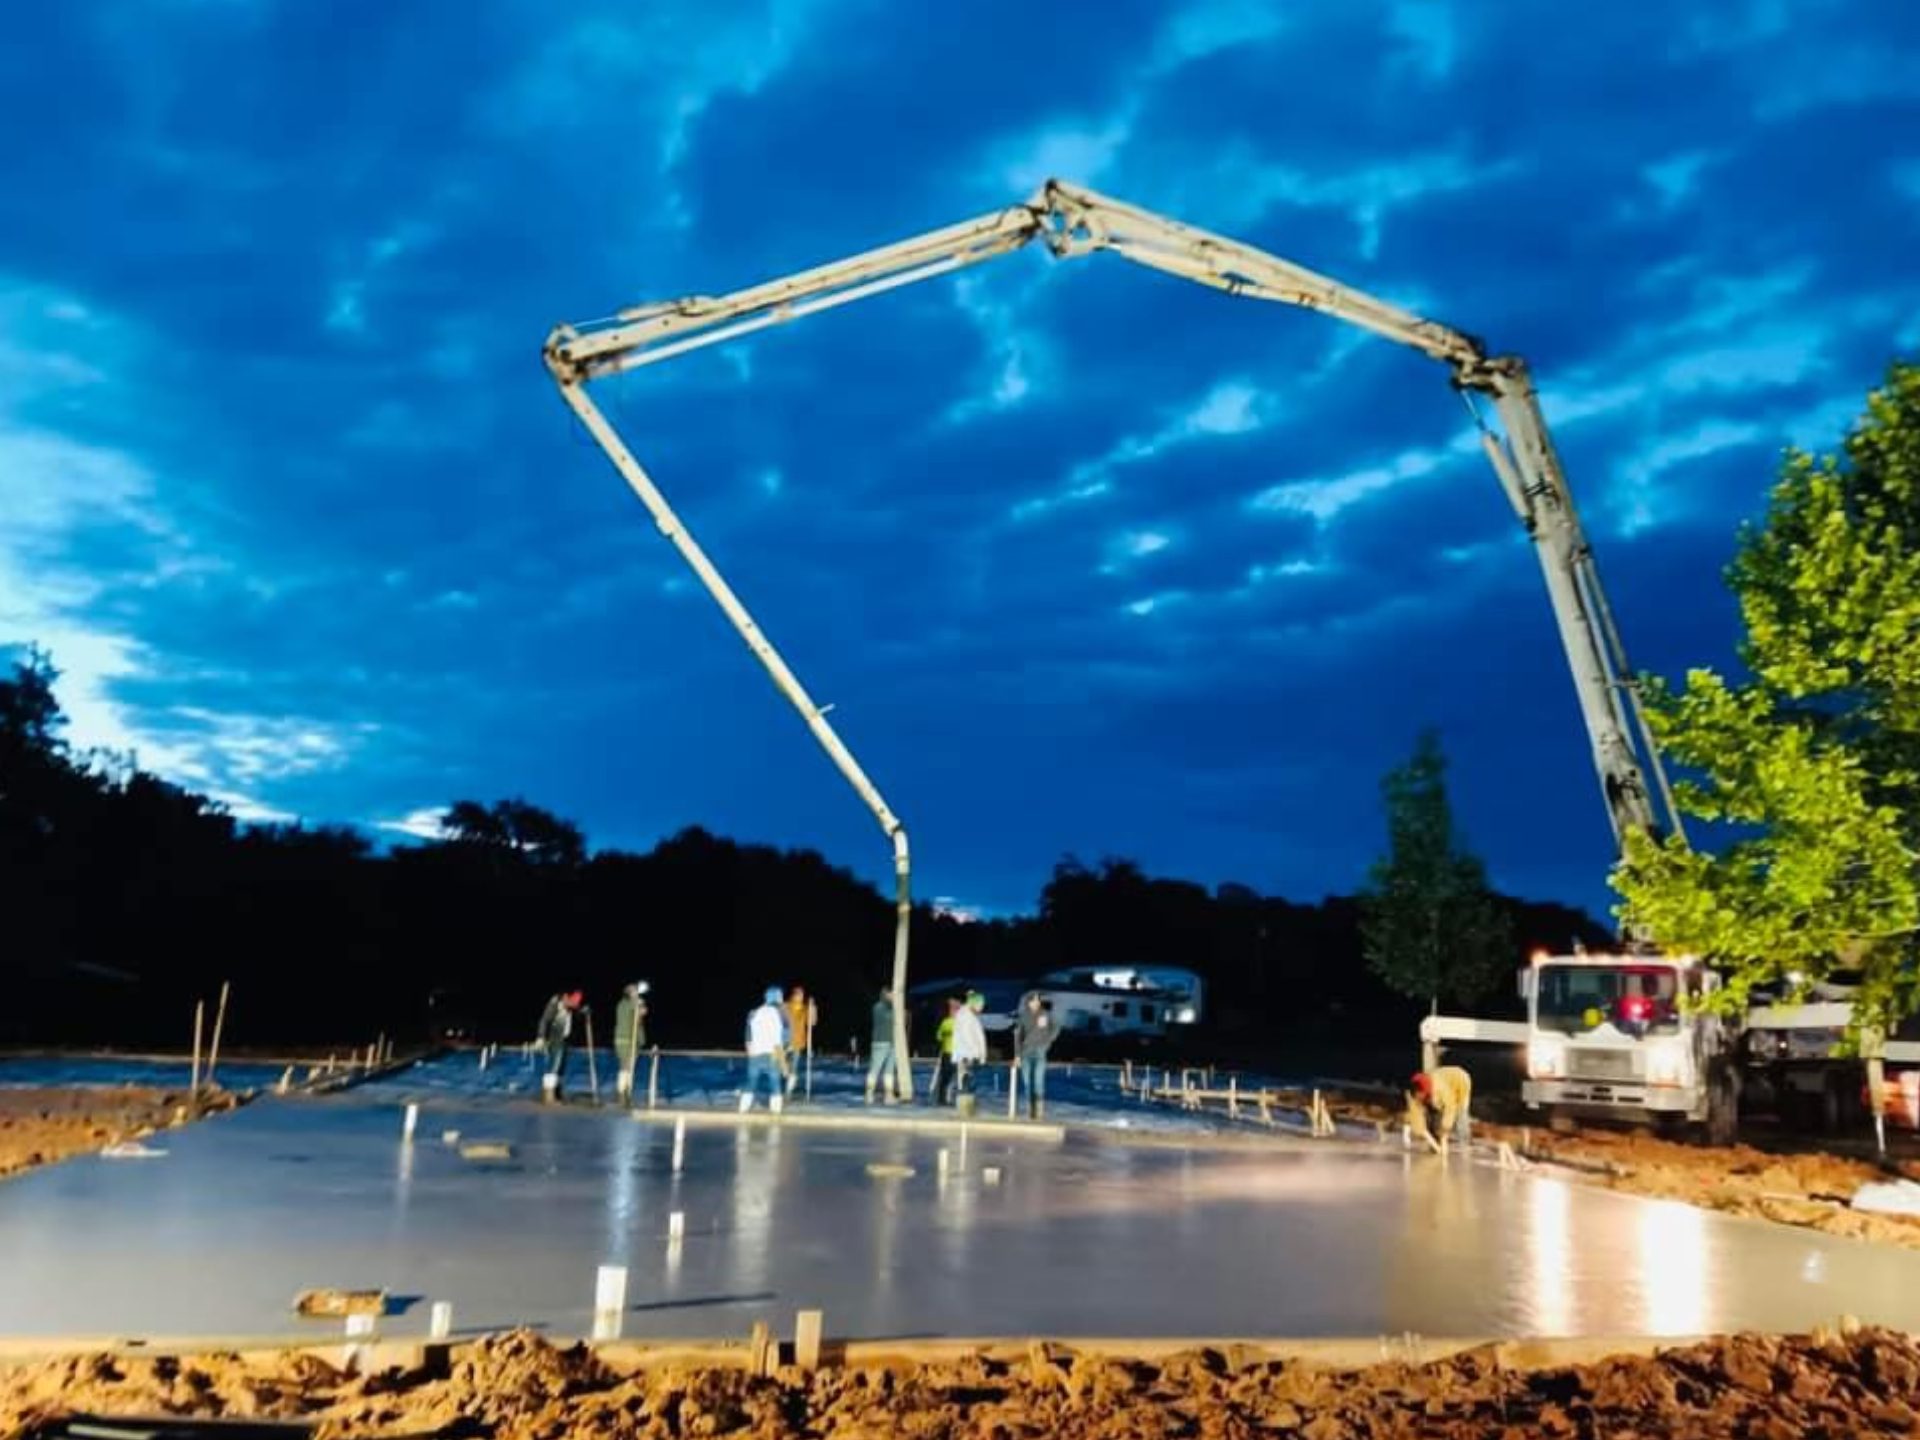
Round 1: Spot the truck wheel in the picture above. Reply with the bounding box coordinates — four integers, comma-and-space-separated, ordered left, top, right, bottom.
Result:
1705, 1070, 1739, 1146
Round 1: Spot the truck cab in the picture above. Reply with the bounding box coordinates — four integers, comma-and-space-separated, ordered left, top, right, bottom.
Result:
1521, 952, 1737, 1141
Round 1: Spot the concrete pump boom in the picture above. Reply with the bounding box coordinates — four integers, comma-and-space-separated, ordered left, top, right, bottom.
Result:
546, 179, 1680, 1093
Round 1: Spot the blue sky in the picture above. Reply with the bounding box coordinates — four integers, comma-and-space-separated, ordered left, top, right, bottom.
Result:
3, 1, 1917, 919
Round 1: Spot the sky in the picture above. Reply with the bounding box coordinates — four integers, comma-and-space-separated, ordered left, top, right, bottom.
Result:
2, 1, 1918, 921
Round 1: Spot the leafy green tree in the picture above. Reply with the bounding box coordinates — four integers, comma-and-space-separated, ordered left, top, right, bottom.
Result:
1360, 730, 1515, 1008
1615, 361, 1920, 1028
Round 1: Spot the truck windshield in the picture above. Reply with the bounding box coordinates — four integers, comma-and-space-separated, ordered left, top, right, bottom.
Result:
1535, 964, 1682, 1036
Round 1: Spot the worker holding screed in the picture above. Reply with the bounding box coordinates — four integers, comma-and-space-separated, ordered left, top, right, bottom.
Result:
1406, 1066, 1473, 1155
535, 990, 583, 1102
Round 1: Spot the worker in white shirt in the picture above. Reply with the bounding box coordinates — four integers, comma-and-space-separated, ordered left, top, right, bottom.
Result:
949, 990, 989, 1117
740, 987, 788, 1114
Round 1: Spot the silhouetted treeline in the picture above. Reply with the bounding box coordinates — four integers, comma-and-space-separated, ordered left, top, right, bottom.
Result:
2, 651, 1610, 1053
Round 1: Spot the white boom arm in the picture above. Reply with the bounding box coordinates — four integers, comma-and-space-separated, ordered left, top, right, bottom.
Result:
547, 180, 1680, 1090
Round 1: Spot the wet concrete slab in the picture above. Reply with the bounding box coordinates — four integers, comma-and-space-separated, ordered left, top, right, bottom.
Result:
2, 1095, 1917, 1342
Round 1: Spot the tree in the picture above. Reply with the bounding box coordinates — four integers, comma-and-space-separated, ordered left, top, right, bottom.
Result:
0, 646, 65, 759
441, 797, 586, 867
1614, 361, 1920, 1028
1360, 730, 1515, 1008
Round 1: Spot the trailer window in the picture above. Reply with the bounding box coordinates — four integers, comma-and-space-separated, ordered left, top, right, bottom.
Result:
1535, 965, 1681, 1036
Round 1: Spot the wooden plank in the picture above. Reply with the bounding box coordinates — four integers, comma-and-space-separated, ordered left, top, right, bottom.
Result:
794, 1310, 823, 1372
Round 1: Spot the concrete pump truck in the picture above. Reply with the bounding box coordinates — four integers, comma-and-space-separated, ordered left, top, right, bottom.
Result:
543, 179, 1890, 1127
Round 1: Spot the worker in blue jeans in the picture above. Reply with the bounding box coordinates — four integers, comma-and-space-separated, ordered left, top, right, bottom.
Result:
1014, 992, 1059, 1120
740, 987, 788, 1114
865, 985, 898, 1103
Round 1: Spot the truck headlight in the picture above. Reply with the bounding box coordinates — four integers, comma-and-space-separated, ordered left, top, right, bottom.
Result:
1175, 1006, 1197, 1024
1528, 1038, 1566, 1079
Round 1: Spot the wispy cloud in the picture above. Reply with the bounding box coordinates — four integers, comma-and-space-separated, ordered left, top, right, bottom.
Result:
992, 115, 1134, 193
0, 278, 376, 818
1249, 429, 1477, 522
377, 805, 449, 841
1150, 0, 1288, 71
944, 274, 1052, 424
1611, 418, 1766, 537
1011, 379, 1279, 521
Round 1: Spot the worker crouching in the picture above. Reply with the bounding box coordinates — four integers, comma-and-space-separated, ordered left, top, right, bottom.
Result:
1407, 1065, 1472, 1155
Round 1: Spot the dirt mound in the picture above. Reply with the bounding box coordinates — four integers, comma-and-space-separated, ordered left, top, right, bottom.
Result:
0, 1089, 242, 1181
9, 1329, 1920, 1439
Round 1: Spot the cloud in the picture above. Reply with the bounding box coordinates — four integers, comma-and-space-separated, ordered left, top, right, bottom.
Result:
1150, 0, 1288, 71
1249, 428, 1477, 522
377, 806, 449, 841
943, 273, 1053, 425
1610, 418, 1767, 537
0, 278, 380, 816
1006, 379, 1280, 522
992, 116, 1134, 193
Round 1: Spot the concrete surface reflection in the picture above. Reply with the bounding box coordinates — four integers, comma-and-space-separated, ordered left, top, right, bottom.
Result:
2, 1098, 1918, 1341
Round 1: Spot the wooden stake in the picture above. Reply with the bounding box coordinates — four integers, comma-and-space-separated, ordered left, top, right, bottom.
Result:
748, 1322, 773, 1377
648, 1048, 661, 1110
583, 1010, 601, 1103
1228, 1075, 1239, 1118
189, 1000, 205, 1101
795, 1309, 824, 1372
205, 981, 231, 1091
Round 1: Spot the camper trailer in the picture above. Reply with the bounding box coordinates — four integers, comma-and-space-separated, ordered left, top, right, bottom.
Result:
1040, 966, 1205, 1026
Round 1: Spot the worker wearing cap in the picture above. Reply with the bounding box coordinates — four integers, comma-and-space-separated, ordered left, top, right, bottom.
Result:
1407, 1065, 1473, 1153
613, 981, 650, 1103
740, 986, 788, 1114
536, 990, 582, 1103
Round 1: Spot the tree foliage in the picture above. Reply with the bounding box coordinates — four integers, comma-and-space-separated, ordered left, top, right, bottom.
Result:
1360, 730, 1516, 1007
1614, 361, 1920, 1027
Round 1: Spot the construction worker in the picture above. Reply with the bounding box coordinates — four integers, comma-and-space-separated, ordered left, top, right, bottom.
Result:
1014, 992, 1059, 1120
536, 990, 582, 1103
740, 986, 788, 1114
783, 986, 814, 1097
1407, 1065, 1473, 1154
950, 990, 989, 1117
613, 980, 649, 1103
865, 985, 898, 1104
928, 995, 959, 1106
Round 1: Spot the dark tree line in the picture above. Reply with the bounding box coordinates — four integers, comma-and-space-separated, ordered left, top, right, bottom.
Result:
2, 650, 1609, 1056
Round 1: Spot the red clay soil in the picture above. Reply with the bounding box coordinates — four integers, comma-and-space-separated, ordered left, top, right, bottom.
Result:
7, 1328, 1920, 1439
0, 1089, 240, 1181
